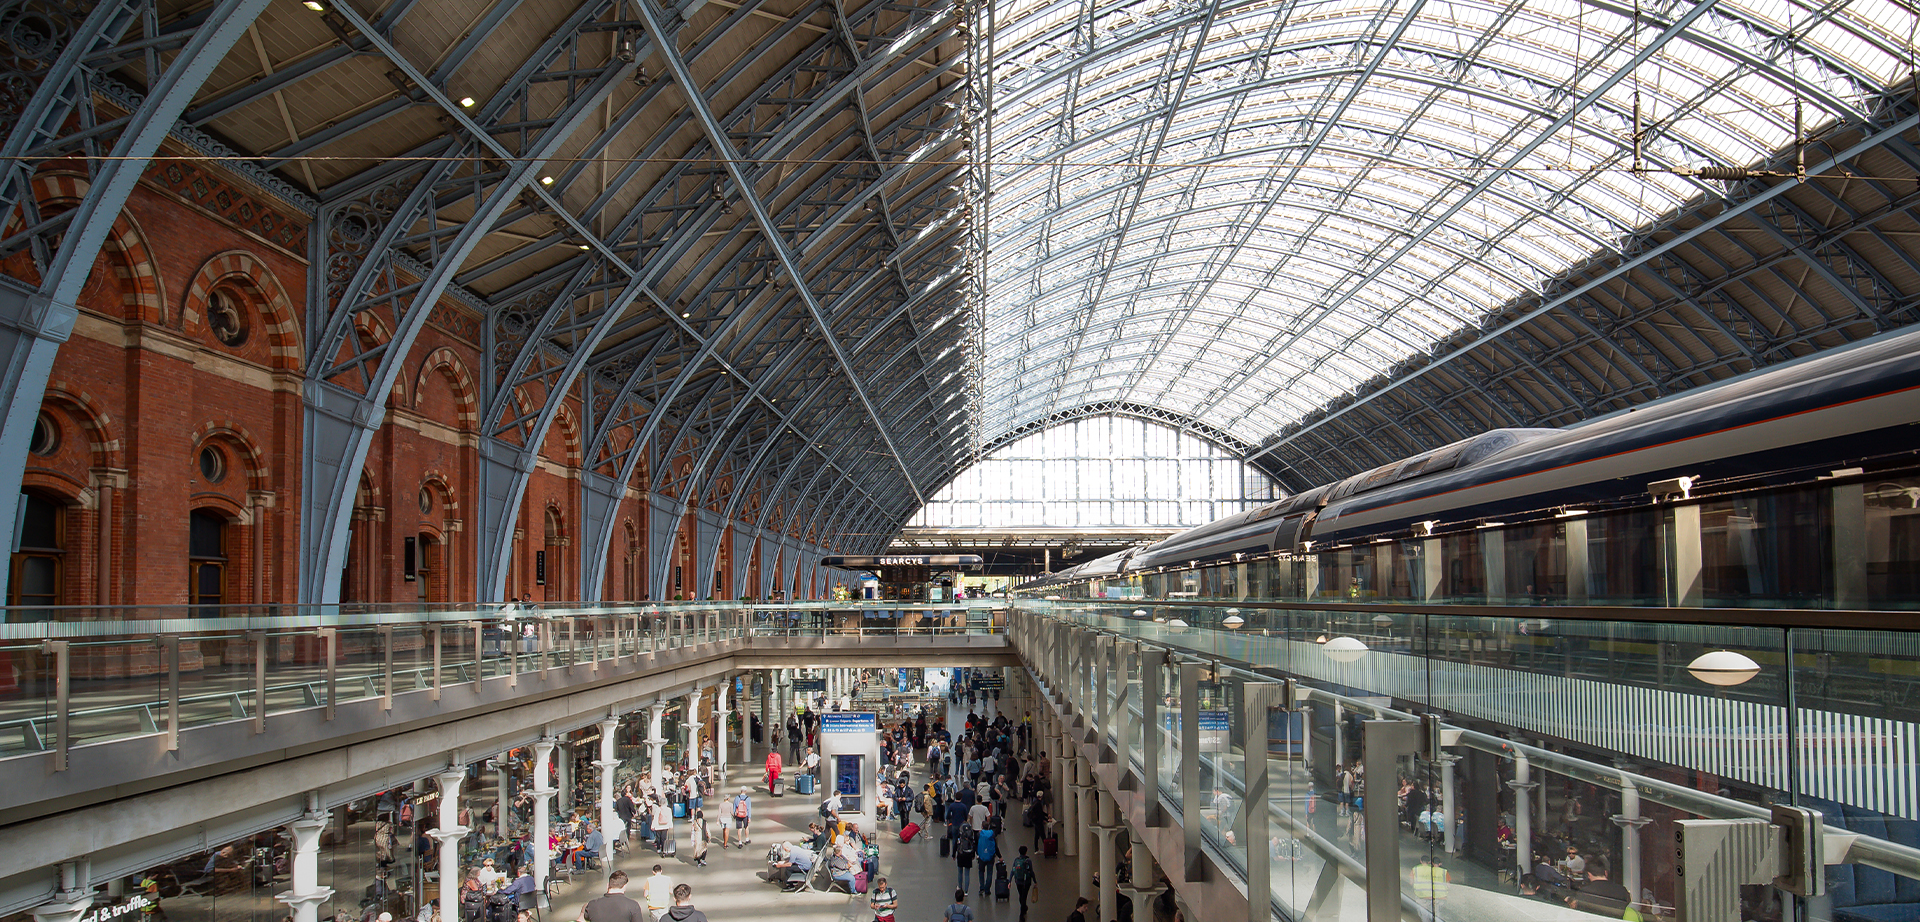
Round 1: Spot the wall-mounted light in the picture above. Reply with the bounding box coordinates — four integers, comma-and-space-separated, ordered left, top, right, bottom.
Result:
1414, 520, 1438, 536
1687, 650, 1760, 687
1649, 476, 1697, 502
1555, 508, 1589, 518
1323, 636, 1368, 663
1222, 609, 1244, 629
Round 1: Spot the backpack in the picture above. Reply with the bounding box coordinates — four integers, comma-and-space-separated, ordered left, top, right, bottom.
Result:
1012, 856, 1034, 885
958, 827, 979, 853
734, 797, 750, 819
945, 905, 969, 922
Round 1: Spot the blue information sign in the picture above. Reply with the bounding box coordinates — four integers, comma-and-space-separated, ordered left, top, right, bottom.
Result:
820, 712, 878, 734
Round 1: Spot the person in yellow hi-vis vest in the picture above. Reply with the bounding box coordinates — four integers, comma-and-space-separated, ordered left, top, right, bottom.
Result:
1411, 854, 1451, 902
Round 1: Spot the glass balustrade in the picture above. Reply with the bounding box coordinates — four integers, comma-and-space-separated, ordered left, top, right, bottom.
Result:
1021, 599, 1920, 922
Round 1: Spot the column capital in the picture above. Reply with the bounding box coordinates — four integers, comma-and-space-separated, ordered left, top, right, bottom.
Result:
274, 889, 336, 913
598, 717, 621, 732
430, 826, 471, 842
593, 759, 622, 769
1611, 815, 1653, 829
1506, 780, 1539, 792
28, 892, 95, 922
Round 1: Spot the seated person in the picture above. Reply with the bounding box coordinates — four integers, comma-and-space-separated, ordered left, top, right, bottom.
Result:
497, 866, 538, 910
770, 845, 816, 890
475, 858, 507, 890
572, 824, 604, 870
803, 823, 827, 853
827, 847, 856, 892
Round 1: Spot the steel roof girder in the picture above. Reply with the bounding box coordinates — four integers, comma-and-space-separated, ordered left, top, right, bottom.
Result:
636, 0, 930, 507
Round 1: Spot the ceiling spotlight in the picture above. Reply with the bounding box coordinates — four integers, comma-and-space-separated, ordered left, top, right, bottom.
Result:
458, 96, 476, 108
302, 0, 327, 10
681, 311, 691, 318
578, 244, 591, 250
540, 176, 555, 185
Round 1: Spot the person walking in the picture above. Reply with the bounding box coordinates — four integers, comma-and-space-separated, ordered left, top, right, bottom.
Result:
1009, 846, 1037, 919
689, 808, 710, 867
582, 871, 645, 922
724, 788, 751, 849
939, 890, 974, 922
868, 876, 898, 922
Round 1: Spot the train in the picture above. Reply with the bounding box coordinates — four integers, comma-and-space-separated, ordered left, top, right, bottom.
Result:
1018, 322, 1920, 604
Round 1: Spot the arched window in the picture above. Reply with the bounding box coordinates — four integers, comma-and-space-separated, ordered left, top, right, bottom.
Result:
9, 491, 63, 611
189, 510, 227, 610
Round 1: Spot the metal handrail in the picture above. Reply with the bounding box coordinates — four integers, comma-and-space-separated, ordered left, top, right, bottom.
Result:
1027, 597, 1920, 632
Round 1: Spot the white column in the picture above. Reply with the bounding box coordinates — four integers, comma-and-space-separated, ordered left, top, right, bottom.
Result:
276, 799, 335, 922
434, 769, 471, 922
557, 743, 573, 813
1614, 769, 1650, 906
531, 739, 558, 896
1509, 752, 1536, 881
685, 688, 705, 768
1096, 791, 1121, 922
598, 717, 621, 841
1440, 754, 1461, 856
715, 678, 731, 783
1076, 774, 1096, 901
648, 702, 669, 781
496, 755, 511, 841
29, 863, 94, 922
745, 672, 760, 767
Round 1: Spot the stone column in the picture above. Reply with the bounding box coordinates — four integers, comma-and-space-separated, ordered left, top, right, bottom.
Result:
597, 717, 621, 840
751, 671, 766, 767
1439, 754, 1461, 856
276, 798, 335, 922
531, 738, 558, 896
648, 702, 669, 781
434, 769, 470, 922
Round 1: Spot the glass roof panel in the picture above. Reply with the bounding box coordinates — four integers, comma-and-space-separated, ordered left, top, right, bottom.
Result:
977, 0, 1918, 442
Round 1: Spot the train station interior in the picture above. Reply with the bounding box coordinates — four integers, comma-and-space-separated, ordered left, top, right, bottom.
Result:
0, 1, 1918, 922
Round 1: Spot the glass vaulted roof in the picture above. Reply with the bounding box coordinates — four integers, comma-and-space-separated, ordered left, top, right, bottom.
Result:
976, 0, 1919, 444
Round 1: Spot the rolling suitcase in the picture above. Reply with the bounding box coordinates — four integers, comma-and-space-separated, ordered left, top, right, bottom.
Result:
994, 861, 1010, 901
796, 773, 816, 795
900, 822, 921, 844
1042, 836, 1058, 858
939, 835, 951, 857
770, 775, 784, 797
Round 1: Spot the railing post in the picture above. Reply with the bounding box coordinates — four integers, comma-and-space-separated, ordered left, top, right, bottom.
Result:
160, 636, 180, 751
1242, 682, 1280, 922
253, 631, 267, 731
43, 640, 68, 771
1140, 647, 1167, 825
1114, 642, 1137, 788
1363, 718, 1425, 922
319, 628, 336, 720
469, 621, 483, 682
1179, 659, 1206, 881
380, 625, 394, 710
431, 624, 444, 701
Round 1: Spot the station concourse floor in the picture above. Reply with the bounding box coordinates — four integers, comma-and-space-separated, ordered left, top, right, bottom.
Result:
547, 698, 1095, 922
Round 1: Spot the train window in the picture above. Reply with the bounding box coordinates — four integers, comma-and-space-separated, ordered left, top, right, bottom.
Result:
1862, 476, 1920, 606
1701, 489, 1828, 607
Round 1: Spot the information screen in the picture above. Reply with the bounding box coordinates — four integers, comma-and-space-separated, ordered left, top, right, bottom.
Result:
835, 753, 863, 812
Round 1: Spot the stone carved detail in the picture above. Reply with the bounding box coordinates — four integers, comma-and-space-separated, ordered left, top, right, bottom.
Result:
152, 160, 308, 252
